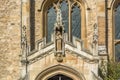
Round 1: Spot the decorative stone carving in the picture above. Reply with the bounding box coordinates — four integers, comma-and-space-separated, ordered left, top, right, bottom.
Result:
93, 23, 98, 44
21, 25, 27, 48
55, 52, 64, 62
55, 24, 63, 51
98, 46, 106, 55
21, 25, 28, 80
100, 59, 107, 76
21, 25, 28, 63
54, 3, 65, 62
92, 23, 98, 55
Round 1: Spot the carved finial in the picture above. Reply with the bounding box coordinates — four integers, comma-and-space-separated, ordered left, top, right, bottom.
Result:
21, 25, 27, 47
93, 23, 98, 44
56, 7, 63, 25
54, 3, 63, 27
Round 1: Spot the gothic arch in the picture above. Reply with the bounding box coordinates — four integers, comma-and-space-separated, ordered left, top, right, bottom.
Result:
39, 0, 86, 11
35, 64, 86, 80
39, 0, 87, 47
109, 0, 120, 9
109, 0, 120, 60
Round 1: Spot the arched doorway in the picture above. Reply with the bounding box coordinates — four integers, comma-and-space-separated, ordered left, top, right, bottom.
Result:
48, 74, 73, 80
35, 65, 85, 80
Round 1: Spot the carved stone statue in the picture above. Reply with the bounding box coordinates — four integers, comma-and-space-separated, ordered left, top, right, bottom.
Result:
54, 4, 64, 52
55, 26, 63, 51
54, 3, 65, 62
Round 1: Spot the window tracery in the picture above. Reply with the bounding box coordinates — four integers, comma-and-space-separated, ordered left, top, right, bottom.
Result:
47, 7, 56, 42
46, 0, 82, 43
72, 5, 81, 38
60, 1, 68, 33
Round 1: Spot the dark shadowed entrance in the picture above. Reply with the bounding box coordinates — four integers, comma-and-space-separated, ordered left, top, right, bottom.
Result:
48, 74, 73, 80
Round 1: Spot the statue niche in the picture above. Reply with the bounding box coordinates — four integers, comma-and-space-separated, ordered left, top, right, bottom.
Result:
54, 3, 65, 62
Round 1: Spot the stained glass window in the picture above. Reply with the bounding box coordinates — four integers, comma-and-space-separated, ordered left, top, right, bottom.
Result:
60, 1, 68, 33
115, 5, 120, 39
46, 1, 82, 43
47, 7, 56, 42
72, 6, 81, 38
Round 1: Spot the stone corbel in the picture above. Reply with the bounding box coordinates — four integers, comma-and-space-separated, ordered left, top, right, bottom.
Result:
55, 51, 64, 62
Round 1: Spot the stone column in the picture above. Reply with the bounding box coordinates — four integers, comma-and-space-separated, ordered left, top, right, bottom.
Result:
21, 0, 30, 79
22, 0, 30, 47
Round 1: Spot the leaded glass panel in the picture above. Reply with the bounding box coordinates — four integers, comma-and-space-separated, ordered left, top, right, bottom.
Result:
115, 5, 120, 39
47, 7, 56, 42
46, 1, 82, 43
115, 44, 120, 61
60, 1, 68, 33
72, 6, 81, 38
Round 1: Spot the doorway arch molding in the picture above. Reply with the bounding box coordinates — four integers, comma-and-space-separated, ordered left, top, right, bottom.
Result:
35, 64, 86, 80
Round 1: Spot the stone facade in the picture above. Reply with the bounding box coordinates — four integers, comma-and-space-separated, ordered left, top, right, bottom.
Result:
27, 36, 100, 80
0, 0, 21, 80
0, 0, 118, 80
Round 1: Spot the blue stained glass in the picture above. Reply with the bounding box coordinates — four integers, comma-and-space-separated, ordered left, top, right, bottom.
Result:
115, 44, 120, 61
72, 6, 81, 38
60, 1, 68, 33
47, 7, 56, 42
115, 5, 120, 39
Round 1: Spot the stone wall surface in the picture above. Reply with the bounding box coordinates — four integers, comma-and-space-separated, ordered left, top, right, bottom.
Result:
35, 0, 43, 41
0, 0, 21, 80
98, 16, 105, 45
0, 0, 112, 79
29, 52, 98, 80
